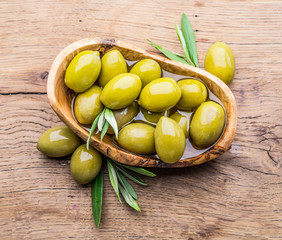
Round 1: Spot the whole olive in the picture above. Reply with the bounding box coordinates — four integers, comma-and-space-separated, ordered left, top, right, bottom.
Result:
190, 101, 225, 148
129, 59, 162, 87
138, 77, 181, 112
100, 73, 142, 110
177, 79, 207, 110
70, 144, 102, 185
98, 50, 128, 87
74, 85, 103, 125
107, 101, 140, 134
37, 125, 81, 157
155, 117, 185, 164
65, 50, 101, 93
170, 111, 189, 138
117, 123, 155, 155
139, 107, 168, 126
205, 42, 235, 85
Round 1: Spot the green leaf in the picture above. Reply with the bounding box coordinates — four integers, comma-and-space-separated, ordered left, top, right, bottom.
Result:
100, 121, 109, 141
147, 39, 188, 64
97, 109, 106, 132
91, 169, 103, 229
175, 23, 195, 67
104, 108, 119, 139
117, 171, 137, 200
107, 159, 122, 203
86, 110, 103, 150
119, 184, 141, 212
181, 13, 199, 67
116, 165, 147, 186
115, 161, 156, 177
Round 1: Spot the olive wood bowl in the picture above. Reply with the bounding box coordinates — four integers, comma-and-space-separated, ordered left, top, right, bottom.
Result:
47, 37, 237, 168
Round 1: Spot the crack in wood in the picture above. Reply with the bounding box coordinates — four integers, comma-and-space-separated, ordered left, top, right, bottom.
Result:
0, 92, 46, 95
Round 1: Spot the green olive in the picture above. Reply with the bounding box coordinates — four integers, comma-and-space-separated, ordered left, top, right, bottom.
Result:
70, 144, 102, 184
98, 50, 128, 87
107, 101, 140, 134
155, 117, 185, 164
138, 77, 181, 112
74, 85, 103, 125
37, 125, 81, 157
170, 112, 189, 138
176, 79, 207, 110
100, 73, 142, 109
139, 107, 169, 126
204, 42, 235, 85
129, 59, 162, 87
117, 123, 155, 154
65, 51, 101, 93
190, 101, 225, 148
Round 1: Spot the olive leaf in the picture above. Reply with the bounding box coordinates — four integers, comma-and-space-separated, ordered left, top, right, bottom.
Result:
86, 111, 103, 150
87, 107, 119, 146
97, 109, 106, 131
91, 169, 103, 229
119, 184, 141, 212
146, 13, 199, 68
117, 171, 138, 200
107, 159, 122, 203
104, 108, 119, 139
181, 13, 199, 67
115, 165, 147, 186
175, 23, 195, 66
100, 121, 109, 141
115, 161, 156, 177
147, 39, 188, 64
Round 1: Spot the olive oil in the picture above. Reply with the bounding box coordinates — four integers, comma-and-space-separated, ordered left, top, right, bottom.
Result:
71, 59, 226, 161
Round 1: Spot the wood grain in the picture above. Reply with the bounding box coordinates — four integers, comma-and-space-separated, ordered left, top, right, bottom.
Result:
0, 0, 281, 239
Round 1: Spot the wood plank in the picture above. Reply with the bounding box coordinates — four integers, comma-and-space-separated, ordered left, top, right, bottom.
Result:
0, 0, 281, 239
0, 94, 281, 239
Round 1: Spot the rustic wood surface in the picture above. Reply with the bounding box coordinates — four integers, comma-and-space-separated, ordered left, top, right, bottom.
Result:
0, 0, 281, 239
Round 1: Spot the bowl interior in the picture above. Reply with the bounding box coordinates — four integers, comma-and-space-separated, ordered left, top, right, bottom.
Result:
47, 38, 237, 168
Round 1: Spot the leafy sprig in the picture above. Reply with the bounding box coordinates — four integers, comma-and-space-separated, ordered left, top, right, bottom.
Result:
91, 169, 103, 229
91, 157, 156, 228
86, 107, 118, 150
148, 13, 199, 67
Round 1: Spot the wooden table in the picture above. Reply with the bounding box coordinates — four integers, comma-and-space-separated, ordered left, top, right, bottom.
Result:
1, 1, 281, 239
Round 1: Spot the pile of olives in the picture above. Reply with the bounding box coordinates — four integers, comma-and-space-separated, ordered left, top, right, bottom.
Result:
66, 49, 226, 164
37, 46, 228, 184
37, 125, 103, 184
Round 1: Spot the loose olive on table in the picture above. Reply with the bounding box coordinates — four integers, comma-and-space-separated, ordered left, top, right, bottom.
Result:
205, 42, 235, 85
70, 144, 102, 184
37, 125, 81, 157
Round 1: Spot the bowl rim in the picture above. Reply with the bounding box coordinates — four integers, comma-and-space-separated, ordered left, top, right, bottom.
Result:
47, 37, 237, 168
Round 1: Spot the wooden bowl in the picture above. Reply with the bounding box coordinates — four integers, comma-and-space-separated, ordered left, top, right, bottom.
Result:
47, 38, 237, 168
